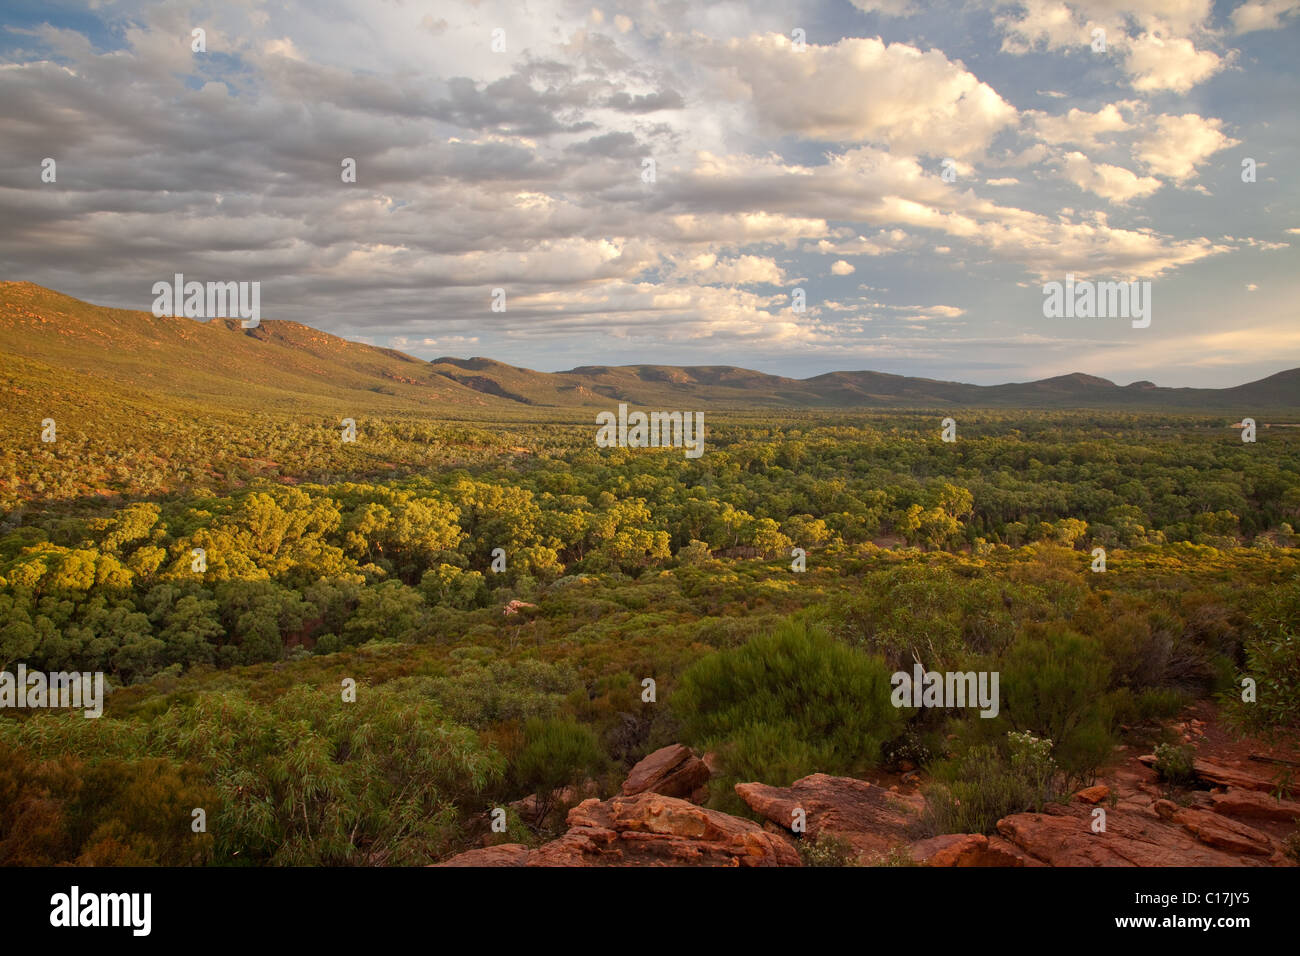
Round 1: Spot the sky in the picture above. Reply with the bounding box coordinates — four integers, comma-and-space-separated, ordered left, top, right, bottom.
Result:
0, 0, 1297, 387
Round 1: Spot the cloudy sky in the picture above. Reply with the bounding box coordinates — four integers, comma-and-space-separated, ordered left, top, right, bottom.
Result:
1, 0, 1297, 386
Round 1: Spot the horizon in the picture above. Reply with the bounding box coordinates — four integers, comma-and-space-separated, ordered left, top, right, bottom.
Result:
0, 2, 1297, 389
7, 278, 1295, 391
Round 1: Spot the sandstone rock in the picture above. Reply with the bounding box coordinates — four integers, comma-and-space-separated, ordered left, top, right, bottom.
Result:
736, 773, 925, 861
905, 832, 1043, 867
996, 798, 1287, 866
622, 744, 711, 800
1075, 785, 1110, 805
437, 844, 530, 867
1208, 789, 1300, 823
509, 779, 600, 821
986, 835, 1048, 867
907, 833, 985, 866
1153, 800, 1274, 855
524, 793, 800, 867
1137, 754, 1279, 792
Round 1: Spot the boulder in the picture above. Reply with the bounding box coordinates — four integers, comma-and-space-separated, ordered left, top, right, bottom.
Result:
1075, 785, 1110, 805
622, 744, 711, 800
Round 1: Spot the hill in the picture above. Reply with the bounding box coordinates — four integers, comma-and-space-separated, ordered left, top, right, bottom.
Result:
3, 282, 1296, 415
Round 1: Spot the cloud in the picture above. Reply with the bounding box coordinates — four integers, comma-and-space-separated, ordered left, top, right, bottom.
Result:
991, 0, 1225, 92
1124, 33, 1224, 92
1134, 114, 1240, 181
1060, 151, 1162, 202
1029, 104, 1132, 149
0, 0, 1288, 383
689, 33, 1018, 158
1231, 0, 1300, 33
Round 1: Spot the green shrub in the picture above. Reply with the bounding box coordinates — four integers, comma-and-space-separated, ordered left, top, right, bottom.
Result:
673, 619, 903, 811
511, 717, 605, 824
799, 832, 862, 867
1000, 625, 1115, 784
1223, 577, 1300, 738
923, 732, 1064, 836
1152, 742, 1196, 786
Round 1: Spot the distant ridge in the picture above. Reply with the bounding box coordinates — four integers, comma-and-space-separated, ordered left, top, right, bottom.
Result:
3, 282, 1298, 414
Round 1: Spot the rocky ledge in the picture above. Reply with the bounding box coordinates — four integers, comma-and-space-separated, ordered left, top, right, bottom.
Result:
438, 712, 1300, 867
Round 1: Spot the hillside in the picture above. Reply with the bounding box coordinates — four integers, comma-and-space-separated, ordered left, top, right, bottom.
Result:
0, 282, 510, 419
3, 282, 1297, 415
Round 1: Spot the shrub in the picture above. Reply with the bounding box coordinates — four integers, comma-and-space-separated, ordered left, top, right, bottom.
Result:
673, 619, 903, 811
1223, 577, 1300, 738
1000, 625, 1115, 784
799, 832, 862, 867
1283, 829, 1300, 864
1152, 742, 1196, 786
923, 732, 1064, 836
511, 717, 605, 824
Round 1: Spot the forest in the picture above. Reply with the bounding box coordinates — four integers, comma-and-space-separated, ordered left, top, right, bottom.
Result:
2, 397, 1299, 865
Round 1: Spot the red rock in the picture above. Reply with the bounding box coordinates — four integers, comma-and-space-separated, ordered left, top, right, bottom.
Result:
1153, 800, 1275, 855
987, 835, 1048, 867
736, 773, 925, 861
996, 803, 1279, 866
510, 779, 600, 820
622, 744, 711, 799
905, 831, 1046, 867
1209, 789, 1300, 823
1137, 755, 1279, 792
525, 793, 800, 867
1075, 785, 1110, 805
436, 844, 530, 867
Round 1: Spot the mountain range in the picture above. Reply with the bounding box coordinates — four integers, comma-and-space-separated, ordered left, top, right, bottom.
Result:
2, 282, 1296, 416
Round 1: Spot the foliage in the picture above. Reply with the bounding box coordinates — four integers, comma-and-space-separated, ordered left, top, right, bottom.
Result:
674, 620, 903, 810
922, 735, 1064, 836
1152, 742, 1197, 787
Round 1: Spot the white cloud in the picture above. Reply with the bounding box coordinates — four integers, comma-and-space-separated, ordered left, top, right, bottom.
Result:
1231, 0, 1300, 33
671, 253, 787, 285
691, 33, 1018, 159
831, 259, 856, 275
1060, 151, 1163, 202
1124, 34, 1224, 92
1029, 104, 1132, 149
1135, 114, 1240, 180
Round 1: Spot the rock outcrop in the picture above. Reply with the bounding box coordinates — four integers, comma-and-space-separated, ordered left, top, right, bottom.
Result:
905, 833, 1042, 867
622, 744, 711, 801
735, 773, 925, 861
439, 792, 800, 867
437, 714, 1299, 867
437, 844, 531, 867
